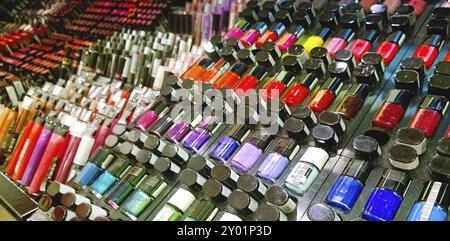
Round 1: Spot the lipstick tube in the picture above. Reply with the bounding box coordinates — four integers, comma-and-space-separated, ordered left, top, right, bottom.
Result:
372, 89, 412, 129
308, 77, 344, 113
408, 95, 448, 138
325, 28, 355, 58
348, 30, 378, 62
255, 22, 286, 48
412, 35, 444, 69
276, 25, 305, 52
240, 22, 269, 47
375, 31, 406, 64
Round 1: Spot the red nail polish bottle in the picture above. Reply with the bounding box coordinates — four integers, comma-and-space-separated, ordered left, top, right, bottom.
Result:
408, 95, 448, 138
375, 31, 406, 64
214, 63, 249, 89
335, 83, 371, 120
445, 126, 450, 138
240, 22, 269, 47
324, 29, 355, 58
255, 22, 287, 48
444, 50, 450, 62
262, 71, 296, 100
348, 30, 378, 62
308, 77, 344, 113
408, 0, 427, 16
234, 66, 267, 95
372, 89, 412, 129
283, 73, 318, 107
412, 35, 444, 69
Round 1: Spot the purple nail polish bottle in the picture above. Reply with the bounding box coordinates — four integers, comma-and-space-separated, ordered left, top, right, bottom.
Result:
165, 114, 203, 144
21, 121, 55, 186
256, 138, 299, 184
183, 116, 222, 153
230, 130, 274, 173
210, 125, 251, 163
134, 100, 169, 132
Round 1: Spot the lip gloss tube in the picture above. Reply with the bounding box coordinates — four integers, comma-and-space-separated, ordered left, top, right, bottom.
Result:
308, 77, 344, 113
20, 118, 56, 186
348, 30, 378, 62
224, 19, 251, 39
335, 83, 371, 120
412, 35, 444, 69
234, 65, 267, 95
28, 125, 69, 194
256, 22, 286, 48
89, 119, 111, 159
3, 97, 34, 153
134, 100, 169, 132
240, 22, 269, 47
0, 107, 17, 150
375, 31, 406, 64
276, 25, 305, 52
283, 73, 318, 107
408, 95, 448, 138
372, 89, 412, 129
325, 28, 355, 58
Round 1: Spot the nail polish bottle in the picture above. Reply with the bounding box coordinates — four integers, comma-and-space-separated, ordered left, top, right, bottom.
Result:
263, 70, 296, 100
105, 166, 146, 209
310, 46, 331, 67
408, 95, 448, 138
233, 65, 267, 95
210, 125, 250, 163
240, 22, 269, 47
153, 188, 196, 221
434, 61, 450, 76
283, 73, 318, 107
256, 138, 299, 183
394, 70, 420, 92
213, 63, 249, 89
52, 205, 77, 221
181, 58, 215, 81
229, 190, 259, 214
184, 199, 219, 221
372, 89, 412, 129
302, 28, 332, 54
188, 155, 214, 179
161, 143, 191, 166
375, 31, 406, 64
326, 159, 371, 213
255, 203, 288, 221
335, 83, 371, 120
224, 19, 251, 39
255, 22, 286, 48
265, 186, 297, 214
166, 113, 203, 144
413, 35, 444, 69
429, 155, 450, 183
428, 74, 450, 98
134, 100, 169, 131
90, 158, 130, 198
74, 149, 116, 187
396, 127, 427, 155
325, 29, 355, 58
237, 174, 267, 201
312, 124, 340, 149
319, 111, 346, 135
362, 169, 410, 221
284, 117, 310, 141
400, 57, 425, 82
389, 144, 419, 170
348, 30, 378, 62
121, 175, 167, 220
360, 52, 386, 79
76, 203, 108, 221
183, 116, 222, 153
306, 203, 341, 221
291, 104, 318, 129
285, 147, 329, 195
407, 181, 450, 221
308, 77, 344, 113
276, 25, 305, 52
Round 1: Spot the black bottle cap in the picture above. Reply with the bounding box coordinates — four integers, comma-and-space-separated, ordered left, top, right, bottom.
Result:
400, 57, 425, 81
273, 138, 298, 159
105, 158, 130, 177
347, 83, 371, 100
311, 47, 331, 67
361, 53, 385, 76
237, 174, 266, 201
284, 117, 309, 141
420, 95, 448, 114
352, 135, 381, 161
112, 124, 127, 136
261, 41, 282, 60
275, 9, 293, 27
298, 1, 316, 19
325, 2, 342, 21
422, 35, 444, 50
188, 155, 213, 178
143, 134, 160, 151
395, 5, 415, 19
202, 179, 228, 203
365, 14, 384, 32
429, 155, 450, 183
431, 7, 450, 19
312, 124, 339, 148
281, 55, 303, 73
334, 49, 356, 71
304, 58, 326, 79
386, 89, 413, 109
162, 143, 190, 166
237, 49, 256, 66
249, 65, 267, 80
262, 0, 279, 14
394, 70, 420, 92
246, 0, 261, 11
104, 135, 120, 148
225, 38, 244, 52
428, 74, 450, 98
287, 44, 307, 58
390, 16, 410, 33
342, 159, 371, 185
119, 142, 135, 157
211, 164, 238, 188
179, 169, 205, 191
434, 61, 450, 76
229, 190, 257, 214
318, 11, 338, 29
328, 61, 351, 81
279, 0, 296, 15
154, 157, 180, 177
292, 10, 311, 29
417, 181, 450, 210
255, 203, 284, 221
341, 14, 360, 31
396, 127, 426, 146
389, 144, 419, 170
149, 115, 173, 137
307, 203, 340, 221
240, 9, 259, 24
135, 149, 155, 164
345, 2, 363, 16
255, 51, 275, 69
437, 138, 450, 157
426, 18, 449, 37
258, 9, 275, 25
291, 104, 318, 129
265, 186, 291, 207
354, 65, 380, 87
210, 35, 224, 50
219, 46, 237, 62
227, 125, 251, 143
377, 169, 410, 198
319, 110, 345, 134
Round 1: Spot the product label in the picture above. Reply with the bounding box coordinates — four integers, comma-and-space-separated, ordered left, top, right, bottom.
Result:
153, 206, 176, 221
420, 182, 441, 221
286, 162, 314, 186
14, 139, 30, 174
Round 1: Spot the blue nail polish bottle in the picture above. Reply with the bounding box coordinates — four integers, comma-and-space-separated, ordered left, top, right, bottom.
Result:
210, 125, 250, 163
407, 181, 450, 221
362, 169, 410, 221
90, 158, 130, 198
326, 159, 371, 213
75, 148, 116, 187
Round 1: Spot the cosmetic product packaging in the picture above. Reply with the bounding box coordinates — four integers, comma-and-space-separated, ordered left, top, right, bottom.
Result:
265, 186, 296, 214
407, 181, 450, 221
213, 63, 249, 89
291, 104, 318, 129
389, 144, 419, 170
230, 130, 273, 173
237, 174, 267, 201
276, 25, 305, 52
89, 119, 112, 159
75, 203, 108, 221
408, 95, 448, 138
308, 77, 344, 113
255, 22, 287, 48
203, 179, 233, 203
318, 111, 347, 135
134, 100, 169, 132
283, 73, 318, 107
233, 65, 267, 95
325, 29, 355, 58
52, 205, 77, 221
121, 175, 167, 220
90, 158, 130, 198
166, 113, 203, 144
3, 96, 34, 153
183, 116, 222, 153
306, 203, 341, 221
210, 125, 250, 163
429, 155, 450, 183
437, 138, 450, 157
229, 190, 259, 214
0, 107, 17, 150
413, 35, 444, 68
428, 74, 450, 98
396, 127, 427, 155
184, 199, 219, 221
362, 169, 410, 221
312, 124, 340, 149
105, 166, 146, 209
75, 148, 116, 187
60, 192, 91, 210
348, 30, 378, 62
152, 188, 196, 221
240, 22, 269, 47
224, 19, 251, 39
375, 31, 406, 64
181, 58, 216, 81
372, 89, 412, 129
255, 203, 288, 221
302, 28, 332, 54
179, 168, 208, 191
284, 147, 329, 195
326, 159, 371, 212
335, 83, 371, 120
256, 138, 299, 183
